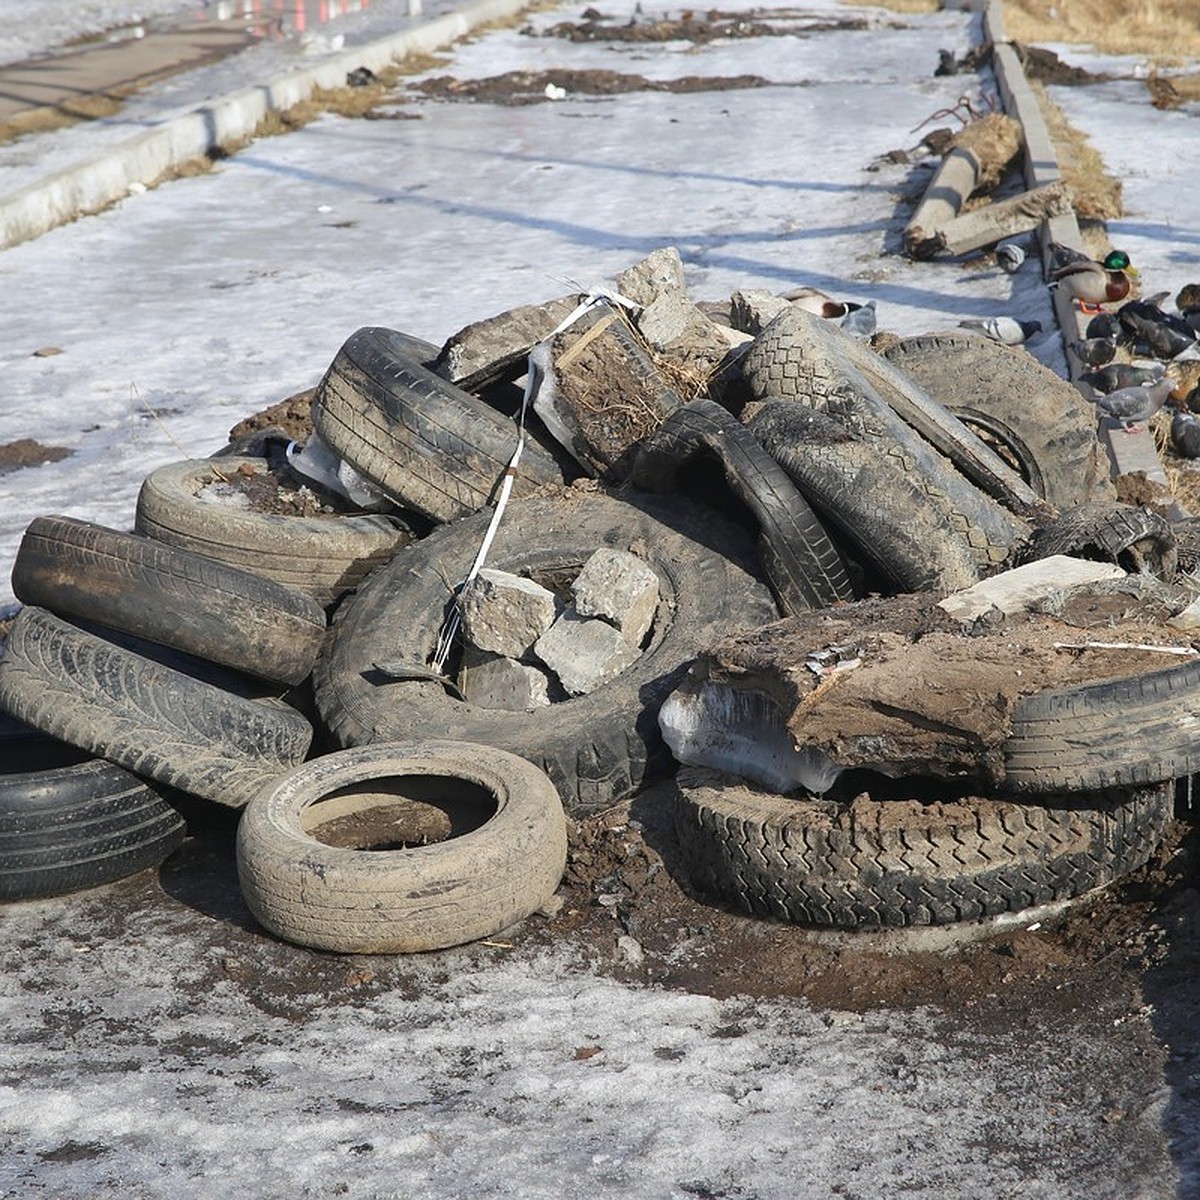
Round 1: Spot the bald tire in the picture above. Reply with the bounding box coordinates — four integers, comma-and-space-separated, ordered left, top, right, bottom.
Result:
236, 741, 567, 954
629, 399, 856, 613
1024, 501, 1177, 580
673, 766, 1173, 928
313, 325, 565, 524
880, 331, 1114, 510
135, 456, 413, 609
313, 490, 778, 816
0, 607, 313, 809
0, 722, 186, 902
12, 515, 326, 685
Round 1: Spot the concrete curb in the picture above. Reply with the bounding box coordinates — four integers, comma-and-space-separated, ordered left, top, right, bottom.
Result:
0, 0, 529, 253
982, 0, 1173, 498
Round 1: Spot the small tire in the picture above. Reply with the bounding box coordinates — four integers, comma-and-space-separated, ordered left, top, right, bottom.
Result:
0, 607, 313, 809
135, 456, 414, 609
236, 741, 567, 953
12, 515, 326, 685
0, 720, 186, 902
313, 326, 565, 523
313, 489, 778, 816
673, 766, 1173, 928
630, 398, 856, 613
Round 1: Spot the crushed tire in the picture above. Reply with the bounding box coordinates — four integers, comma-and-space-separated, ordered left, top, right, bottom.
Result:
1024, 501, 1178, 581
0, 607, 313, 809
313, 325, 565, 523
313, 488, 778, 816
673, 765, 1173, 928
237, 741, 567, 953
0, 719, 186, 902
12, 515, 327, 685
135, 456, 414, 609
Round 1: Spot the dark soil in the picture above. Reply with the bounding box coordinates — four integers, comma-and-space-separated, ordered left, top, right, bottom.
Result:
198, 459, 346, 518
536, 9, 871, 44
0, 438, 72, 476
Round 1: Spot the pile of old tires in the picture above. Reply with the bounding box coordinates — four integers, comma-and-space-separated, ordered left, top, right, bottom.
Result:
0, 263, 1184, 945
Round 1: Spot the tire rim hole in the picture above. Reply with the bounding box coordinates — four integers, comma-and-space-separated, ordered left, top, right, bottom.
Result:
302, 774, 497, 850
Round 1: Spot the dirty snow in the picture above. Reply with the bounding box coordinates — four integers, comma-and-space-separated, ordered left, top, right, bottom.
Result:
1, 0, 1200, 1195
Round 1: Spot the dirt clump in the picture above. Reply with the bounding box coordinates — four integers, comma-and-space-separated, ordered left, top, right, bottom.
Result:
411, 68, 772, 104
0, 439, 72, 476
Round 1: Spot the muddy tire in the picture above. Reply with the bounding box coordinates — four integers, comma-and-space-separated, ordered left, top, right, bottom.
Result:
12, 515, 327, 685
0, 720, 186, 902
313, 326, 565, 523
630, 399, 856, 613
0, 607, 313, 809
236, 741, 567, 953
313, 489, 778, 816
673, 766, 1173, 928
1024, 502, 1177, 580
745, 400, 979, 593
744, 308, 1028, 571
880, 331, 1114, 509
135, 456, 414, 609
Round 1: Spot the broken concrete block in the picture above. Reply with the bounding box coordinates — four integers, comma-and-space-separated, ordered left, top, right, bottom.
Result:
434, 295, 582, 393
615, 246, 688, 308
1167, 596, 1200, 631
635, 292, 735, 383
459, 647, 552, 711
729, 289, 793, 336
531, 303, 684, 479
572, 548, 659, 646
534, 608, 641, 696
458, 568, 559, 658
936, 555, 1126, 623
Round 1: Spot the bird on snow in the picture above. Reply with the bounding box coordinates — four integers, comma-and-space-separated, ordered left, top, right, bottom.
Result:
1067, 335, 1117, 366
995, 241, 1025, 273
958, 316, 1043, 345
1080, 362, 1164, 393
839, 300, 877, 339
1171, 407, 1200, 459
1090, 374, 1177, 433
780, 286, 864, 320
1050, 252, 1136, 314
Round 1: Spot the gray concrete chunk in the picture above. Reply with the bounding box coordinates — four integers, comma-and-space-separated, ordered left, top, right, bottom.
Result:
936, 555, 1126, 622
459, 647, 552, 711
534, 608, 641, 696
615, 246, 688, 307
572, 548, 659, 646
459, 568, 559, 658
729, 289, 793, 335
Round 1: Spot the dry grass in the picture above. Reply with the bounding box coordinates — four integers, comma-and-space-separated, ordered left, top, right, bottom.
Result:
838, 0, 939, 11
1003, 0, 1200, 62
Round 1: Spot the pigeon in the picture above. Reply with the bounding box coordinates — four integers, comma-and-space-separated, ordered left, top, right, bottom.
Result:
1122, 310, 1197, 360
995, 241, 1025, 273
1067, 336, 1117, 366
839, 299, 877, 339
1171, 408, 1200, 459
1080, 362, 1164, 393
958, 316, 1043, 345
1091, 375, 1176, 432
1085, 311, 1121, 341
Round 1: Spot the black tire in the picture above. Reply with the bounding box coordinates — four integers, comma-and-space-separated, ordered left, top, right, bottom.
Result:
745, 400, 979, 593
629, 398, 856, 613
0, 719, 186, 902
1024, 501, 1178, 580
313, 489, 779, 816
1005, 658, 1200, 792
237, 741, 567, 953
673, 765, 1173, 928
313, 326, 565, 523
12, 515, 326, 686
743, 308, 1028, 571
134, 456, 414, 609
0, 607, 313, 809
880, 331, 1115, 510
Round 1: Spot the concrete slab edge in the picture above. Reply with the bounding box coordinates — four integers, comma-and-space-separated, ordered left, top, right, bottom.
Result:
0, 0, 530, 253
982, 0, 1175, 500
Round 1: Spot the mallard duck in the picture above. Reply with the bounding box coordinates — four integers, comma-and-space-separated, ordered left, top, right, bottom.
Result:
779, 286, 864, 320
1049, 254, 1136, 314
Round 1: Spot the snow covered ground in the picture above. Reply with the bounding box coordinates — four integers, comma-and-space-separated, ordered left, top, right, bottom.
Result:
2, 0, 1200, 1195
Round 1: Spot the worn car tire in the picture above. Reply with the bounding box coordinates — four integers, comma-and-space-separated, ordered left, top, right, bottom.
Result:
135, 456, 414, 608
0, 607, 313, 808
12, 515, 326, 685
237, 741, 567, 953
746, 400, 979, 594
673, 765, 1173, 928
630, 399, 856, 613
1024, 501, 1177, 581
313, 326, 566, 523
0, 719, 186, 902
313, 489, 778, 815
880, 331, 1114, 509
